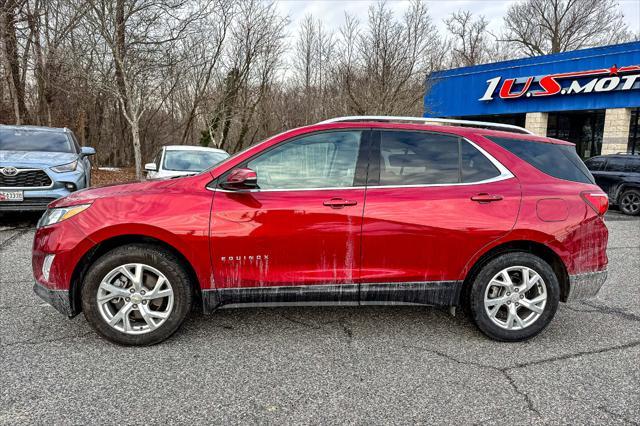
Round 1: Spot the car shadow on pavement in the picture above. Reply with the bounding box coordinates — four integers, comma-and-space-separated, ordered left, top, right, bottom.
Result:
0, 211, 42, 229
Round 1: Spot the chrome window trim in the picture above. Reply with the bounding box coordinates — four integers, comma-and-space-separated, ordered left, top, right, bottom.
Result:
212, 136, 514, 193
0, 167, 54, 190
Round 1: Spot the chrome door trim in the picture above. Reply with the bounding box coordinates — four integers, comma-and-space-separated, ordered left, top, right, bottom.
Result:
210, 136, 515, 193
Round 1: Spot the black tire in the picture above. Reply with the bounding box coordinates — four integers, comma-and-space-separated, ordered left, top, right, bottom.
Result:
468, 252, 560, 342
619, 189, 640, 216
81, 244, 193, 346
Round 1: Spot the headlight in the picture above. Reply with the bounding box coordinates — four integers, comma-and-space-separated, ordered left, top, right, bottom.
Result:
37, 204, 91, 228
51, 160, 78, 173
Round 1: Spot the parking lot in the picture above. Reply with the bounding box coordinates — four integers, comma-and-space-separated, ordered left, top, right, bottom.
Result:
0, 211, 638, 424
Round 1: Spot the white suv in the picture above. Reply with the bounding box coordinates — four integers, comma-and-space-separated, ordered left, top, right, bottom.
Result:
145, 145, 229, 179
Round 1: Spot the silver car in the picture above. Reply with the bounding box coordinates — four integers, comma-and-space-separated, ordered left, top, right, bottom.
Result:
145, 145, 229, 179
0, 125, 95, 211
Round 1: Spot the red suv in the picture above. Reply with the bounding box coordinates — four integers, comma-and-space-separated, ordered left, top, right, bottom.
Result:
32, 117, 609, 345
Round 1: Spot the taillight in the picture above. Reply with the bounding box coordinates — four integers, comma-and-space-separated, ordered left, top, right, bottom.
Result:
581, 191, 609, 216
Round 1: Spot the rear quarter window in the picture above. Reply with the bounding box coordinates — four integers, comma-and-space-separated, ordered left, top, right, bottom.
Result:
487, 136, 594, 184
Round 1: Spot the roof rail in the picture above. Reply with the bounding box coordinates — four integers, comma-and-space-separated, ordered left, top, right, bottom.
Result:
317, 116, 534, 135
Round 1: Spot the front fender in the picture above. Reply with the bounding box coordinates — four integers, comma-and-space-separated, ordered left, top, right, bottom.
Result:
71, 192, 213, 290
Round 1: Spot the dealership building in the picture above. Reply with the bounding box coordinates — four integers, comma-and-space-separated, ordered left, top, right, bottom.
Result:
424, 41, 640, 158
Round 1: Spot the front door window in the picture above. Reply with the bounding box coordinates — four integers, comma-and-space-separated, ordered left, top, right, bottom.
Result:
247, 131, 361, 190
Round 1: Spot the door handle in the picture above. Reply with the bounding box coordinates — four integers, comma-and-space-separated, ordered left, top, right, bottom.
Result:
471, 193, 503, 203
323, 198, 358, 208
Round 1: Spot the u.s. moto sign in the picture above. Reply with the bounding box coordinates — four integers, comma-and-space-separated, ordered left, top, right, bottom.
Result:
479, 65, 640, 101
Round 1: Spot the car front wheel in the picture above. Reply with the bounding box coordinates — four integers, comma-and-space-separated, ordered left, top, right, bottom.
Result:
469, 252, 560, 342
81, 244, 193, 345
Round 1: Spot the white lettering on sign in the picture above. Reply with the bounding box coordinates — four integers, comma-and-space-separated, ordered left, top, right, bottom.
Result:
479, 65, 640, 101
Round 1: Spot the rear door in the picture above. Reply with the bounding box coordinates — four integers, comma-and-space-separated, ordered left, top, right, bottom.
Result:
359, 130, 521, 304
599, 157, 627, 200
210, 130, 368, 297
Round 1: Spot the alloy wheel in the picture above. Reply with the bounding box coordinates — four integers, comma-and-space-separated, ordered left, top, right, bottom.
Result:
483, 266, 547, 331
97, 263, 174, 335
620, 192, 640, 215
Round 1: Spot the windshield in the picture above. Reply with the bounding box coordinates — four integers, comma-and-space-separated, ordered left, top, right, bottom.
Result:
0, 129, 74, 153
163, 150, 229, 172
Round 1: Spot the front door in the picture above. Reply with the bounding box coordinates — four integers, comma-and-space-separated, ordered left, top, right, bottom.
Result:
210, 130, 368, 302
359, 130, 521, 305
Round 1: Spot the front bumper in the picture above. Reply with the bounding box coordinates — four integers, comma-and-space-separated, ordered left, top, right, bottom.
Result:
0, 168, 87, 211
33, 281, 76, 317
0, 187, 72, 212
566, 270, 607, 301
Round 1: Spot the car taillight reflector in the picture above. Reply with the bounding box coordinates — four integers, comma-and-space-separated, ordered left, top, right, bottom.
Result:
581, 191, 609, 216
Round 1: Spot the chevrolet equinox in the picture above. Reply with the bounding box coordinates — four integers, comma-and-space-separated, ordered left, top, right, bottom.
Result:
32, 117, 609, 345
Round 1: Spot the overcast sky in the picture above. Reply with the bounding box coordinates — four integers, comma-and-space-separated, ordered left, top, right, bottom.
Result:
275, 0, 640, 36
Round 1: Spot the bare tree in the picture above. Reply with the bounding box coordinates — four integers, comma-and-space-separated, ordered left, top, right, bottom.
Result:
2, 0, 636, 173
293, 14, 336, 124
200, 0, 287, 151
0, 0, 28, 123
336, 0, 442, 116
502, 0, 631, 56
176, 0, 235, 145
445, 10, 491, 67
81, 0, 199, 178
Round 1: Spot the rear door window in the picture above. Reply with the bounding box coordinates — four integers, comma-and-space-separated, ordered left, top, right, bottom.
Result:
377, 131, 460, 185
460, 140, 500, 183
374, 131, 502, 186
488, 136, 594, 184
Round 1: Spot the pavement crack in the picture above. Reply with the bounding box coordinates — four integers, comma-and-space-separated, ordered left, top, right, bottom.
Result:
0, 304, 40, 311
506, 340, 640, 370
597, 406, 640, 425
403, 344, 541, 418
277, 313, 322, 329
578, 300, 640, 323
339, 321, 353, 342
0, 228, 30, 251
503, 370, 541, 417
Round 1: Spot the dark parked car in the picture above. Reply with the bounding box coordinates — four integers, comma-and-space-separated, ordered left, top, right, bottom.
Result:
585, 154, 640, 216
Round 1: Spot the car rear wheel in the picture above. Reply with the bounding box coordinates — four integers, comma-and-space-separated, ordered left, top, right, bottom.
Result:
81, 244, 193, 346
619, 189, 640, 216
469, 252, 560, 342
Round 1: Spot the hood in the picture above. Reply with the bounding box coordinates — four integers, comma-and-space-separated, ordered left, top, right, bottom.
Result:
0, 150, 78, 169
51, 178, 179, 208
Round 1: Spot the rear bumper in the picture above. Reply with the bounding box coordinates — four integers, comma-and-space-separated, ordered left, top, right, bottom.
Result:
566, 270, 607, 301
33, 281, 76, 317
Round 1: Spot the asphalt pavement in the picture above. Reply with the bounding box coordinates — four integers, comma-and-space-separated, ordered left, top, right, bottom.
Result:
0, 210, 638, 424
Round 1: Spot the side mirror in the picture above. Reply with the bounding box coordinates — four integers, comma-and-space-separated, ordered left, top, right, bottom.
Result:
144, 163, 157, 172
221, 168, 258, 190
80, 146, 96, 157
